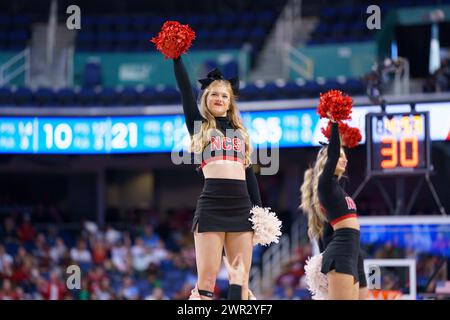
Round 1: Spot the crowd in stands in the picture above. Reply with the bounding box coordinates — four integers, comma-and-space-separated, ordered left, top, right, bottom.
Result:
0, 206, 200, 300
1, 201, 447, 300
0, 0, 449, 301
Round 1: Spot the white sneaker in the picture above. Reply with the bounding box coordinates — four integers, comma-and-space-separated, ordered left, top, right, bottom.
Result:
248, 289, 257, 300
188, 284, 201, 300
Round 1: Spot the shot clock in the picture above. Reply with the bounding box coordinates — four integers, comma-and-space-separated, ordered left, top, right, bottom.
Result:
366, 111, 431, 175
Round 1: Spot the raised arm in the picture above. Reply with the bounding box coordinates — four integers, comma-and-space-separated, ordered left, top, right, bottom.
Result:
319, 121, 340, 184
173, 57, 204, 135
245, 166, 262, 207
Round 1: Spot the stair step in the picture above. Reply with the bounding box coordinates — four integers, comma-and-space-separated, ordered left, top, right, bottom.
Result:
250, 7, 319, 82
29, 23, 75, 88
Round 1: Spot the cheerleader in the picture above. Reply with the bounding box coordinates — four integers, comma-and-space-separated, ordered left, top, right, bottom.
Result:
319, 223, 368, 299
152, 21, 262, 300
301, 91, 363, 299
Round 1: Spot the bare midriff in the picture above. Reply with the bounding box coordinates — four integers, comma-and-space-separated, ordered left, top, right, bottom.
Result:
202, 160, 246, 180
332, 216, 360, 231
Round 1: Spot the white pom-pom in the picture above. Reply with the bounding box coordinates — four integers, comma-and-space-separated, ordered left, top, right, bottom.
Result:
84, 221, 98, 234
248, 206, 282, 246
304, 254, 328, 300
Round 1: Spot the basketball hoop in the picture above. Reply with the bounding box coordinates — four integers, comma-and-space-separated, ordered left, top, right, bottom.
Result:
368, 290, 403, 300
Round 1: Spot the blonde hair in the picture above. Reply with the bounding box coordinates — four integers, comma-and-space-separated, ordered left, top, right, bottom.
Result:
300, 146, 347, 239
191, 80, 252, 166
299, 147, 329, 240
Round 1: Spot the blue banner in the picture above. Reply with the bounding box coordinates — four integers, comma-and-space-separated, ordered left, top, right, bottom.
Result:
0, 101, 448, 154
0, 110, 322, 154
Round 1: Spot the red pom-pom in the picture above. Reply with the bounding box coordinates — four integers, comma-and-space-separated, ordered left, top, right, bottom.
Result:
151, 21, 196, 59
317, 90, 353, 122
321, 120, 332, 140
340, 123, 362, 148
320, 121, 361, 148
320, 121, 346, 140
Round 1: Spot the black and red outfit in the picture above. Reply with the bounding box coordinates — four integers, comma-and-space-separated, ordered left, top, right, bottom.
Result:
173, 57, 262, 233
319, 224, 367, 287
318, 122, 365, 283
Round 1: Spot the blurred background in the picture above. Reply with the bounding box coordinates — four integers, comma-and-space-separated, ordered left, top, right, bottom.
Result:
0, 0, 449, 300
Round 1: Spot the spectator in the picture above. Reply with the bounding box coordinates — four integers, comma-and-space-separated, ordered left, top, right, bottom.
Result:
90, 238, 108, 265
2, 216, 18, 244
120, 276, 139, 300
11, 256, 33, 286
46, 226, 59, 247
105, 225, 121, 246
87, 266, 107, 292
17, 214, 36, 244
131, 237, 151, 272
0, 245, 13, 275
14, 246, 29, 266
111, 239, 131, 273
0, 279, 17, 300
39, 269, 67, 300
145, 286, 169, 300
77, 278, 90, 300
70, 240, 92, 271
147, 239, 169, 266
93, 277, 115, 300
49, 237, 67, 265
32, 233, 51, 268
141, 224, 161, 249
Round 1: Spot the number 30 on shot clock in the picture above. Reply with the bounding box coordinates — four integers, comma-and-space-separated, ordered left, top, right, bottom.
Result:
366, 111, 431, 175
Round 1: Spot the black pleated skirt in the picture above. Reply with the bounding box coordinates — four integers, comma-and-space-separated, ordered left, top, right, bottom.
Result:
321, 228, 361, 282
192, 178, 253, 233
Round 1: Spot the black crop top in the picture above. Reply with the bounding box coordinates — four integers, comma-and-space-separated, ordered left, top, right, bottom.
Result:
318, 122, 358, 226
198, 116, 246, 168
173, 57, 262, 207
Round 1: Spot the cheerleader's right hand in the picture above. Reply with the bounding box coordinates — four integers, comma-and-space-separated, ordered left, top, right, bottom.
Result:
327, 111, 336, 122
223, 254, 245, 286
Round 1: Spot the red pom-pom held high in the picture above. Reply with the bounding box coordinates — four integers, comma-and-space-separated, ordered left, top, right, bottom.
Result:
321, 120, 362, 148
151, 21, 196, 59
317, 89, 353, 122
340, 124, 362, 149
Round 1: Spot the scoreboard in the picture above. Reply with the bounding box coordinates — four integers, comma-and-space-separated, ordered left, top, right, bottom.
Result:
0, 116, 189, 154
366, 111, 431, 175
0, 103, 446, 155
0, 110, 321, 154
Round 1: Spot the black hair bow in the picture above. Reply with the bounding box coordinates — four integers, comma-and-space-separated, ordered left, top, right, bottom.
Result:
198, 68, 239, 94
